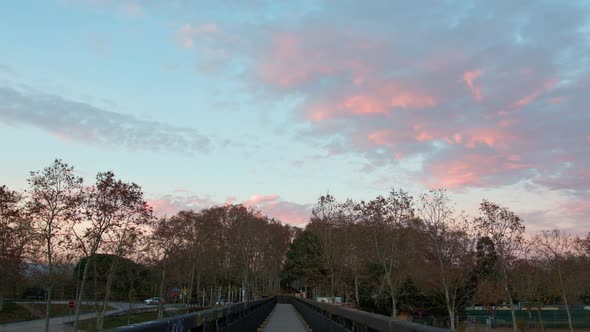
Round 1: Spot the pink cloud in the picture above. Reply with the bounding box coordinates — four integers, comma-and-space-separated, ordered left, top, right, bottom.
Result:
148, 193, 311, 225
427, 154, 491, 188
462, 128, 514, 148
304, 83, 436, 122
242, 194, 311, 225
514, 91, 541, 107
512, 78, 558, 108
344, 95, 388, 115
424, 149, 536, 189
560, 196, 590, 223
463, 69, 483, 101
415, 131, 434, 142
367, 130, 394, 146
255, 30, 379, 93
243, 194, 281, 206
382, 83, 436, 109
148, 194, 217, 216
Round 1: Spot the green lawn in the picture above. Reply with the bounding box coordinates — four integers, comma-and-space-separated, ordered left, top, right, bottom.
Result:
0, 302, 117, 324
0, 301, 36, 324
74, 310, 182, 332
26, 303, 116, 318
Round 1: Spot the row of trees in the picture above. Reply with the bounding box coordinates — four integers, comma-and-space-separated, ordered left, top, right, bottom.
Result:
148, 205, 297, 317
281, 190, 590, 331
0, 159, 297, 332
2, 159, 589, 332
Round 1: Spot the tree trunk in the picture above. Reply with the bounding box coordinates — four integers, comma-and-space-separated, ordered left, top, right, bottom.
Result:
209, 287, 213, 306
330, 267, 335, 303
435, 240, 455, 331
448, 307, 456, 331
187, 263, 195, 312
501, 262, 518, 332
44, 236, 53, 332
73, 255, 93, 332
157, 268, 166, 319
354, 273, 360, 306
96, 256, 119, 331
385, 270, 397, 318
195, 273, 200, 307
557, 264, 574, 332
127, 288, 134, 325
44, 284, 53, 332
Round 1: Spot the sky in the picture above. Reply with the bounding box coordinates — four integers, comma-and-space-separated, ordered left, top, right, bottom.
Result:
1, 0, 589, 232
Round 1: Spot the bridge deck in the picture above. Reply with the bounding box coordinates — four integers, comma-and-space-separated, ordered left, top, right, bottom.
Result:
261, 303, 308, 332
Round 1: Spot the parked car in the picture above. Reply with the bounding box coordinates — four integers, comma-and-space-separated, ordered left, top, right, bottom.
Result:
144, 297, 164, 305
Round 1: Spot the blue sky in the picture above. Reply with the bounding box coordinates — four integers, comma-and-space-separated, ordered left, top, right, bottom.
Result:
1, 0, 589, 230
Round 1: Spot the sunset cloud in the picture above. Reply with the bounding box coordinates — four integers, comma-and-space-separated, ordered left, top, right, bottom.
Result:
149, 194, 311, 226
463, 69, 483, 101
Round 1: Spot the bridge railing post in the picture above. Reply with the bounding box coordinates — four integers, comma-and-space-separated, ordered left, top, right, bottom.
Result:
111, 297, 276, 332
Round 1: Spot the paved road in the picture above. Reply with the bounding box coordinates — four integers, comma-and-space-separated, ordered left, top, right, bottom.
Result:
261, 304, 308, 332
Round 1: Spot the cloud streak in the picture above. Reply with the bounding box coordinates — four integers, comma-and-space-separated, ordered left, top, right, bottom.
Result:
0, 86, 212, 154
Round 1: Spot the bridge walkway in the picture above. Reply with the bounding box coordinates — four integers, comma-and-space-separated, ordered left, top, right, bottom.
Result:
260, 303, 308, 332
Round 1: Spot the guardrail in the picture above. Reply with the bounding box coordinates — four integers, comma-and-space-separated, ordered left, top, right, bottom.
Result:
282, 296, 451, 332
111, 297, 276, 332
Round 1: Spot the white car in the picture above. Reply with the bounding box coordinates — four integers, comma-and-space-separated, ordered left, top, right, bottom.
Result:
144, 297, 163, 305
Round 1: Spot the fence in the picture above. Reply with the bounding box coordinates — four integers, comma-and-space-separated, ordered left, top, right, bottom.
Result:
281, 296, 451, 332
462, 309, 590, 330
110, 297, 276, 332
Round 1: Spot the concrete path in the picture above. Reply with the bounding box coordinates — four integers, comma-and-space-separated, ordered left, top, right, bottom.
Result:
261, 304, 308, 332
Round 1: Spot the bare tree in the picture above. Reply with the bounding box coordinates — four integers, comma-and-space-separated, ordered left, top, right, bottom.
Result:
512, 251, 550, 332
69, 171, 151, 331
0, 185, 34, 310
27, 159, 84, 332
474, 200, 524, 332
534, 229, 580, 332
309, 194, 340, 302
419, 189, 474, 331
357, 189, 414, 318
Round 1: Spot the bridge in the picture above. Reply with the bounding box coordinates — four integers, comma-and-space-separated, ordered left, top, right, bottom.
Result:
112, 296, 450, 332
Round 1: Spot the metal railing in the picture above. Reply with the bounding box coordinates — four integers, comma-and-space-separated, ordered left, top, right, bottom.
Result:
111, 297, 276, 332
282, 296, 452, 332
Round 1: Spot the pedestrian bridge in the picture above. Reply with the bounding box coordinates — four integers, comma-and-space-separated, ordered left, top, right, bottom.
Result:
113, 296, 450, 332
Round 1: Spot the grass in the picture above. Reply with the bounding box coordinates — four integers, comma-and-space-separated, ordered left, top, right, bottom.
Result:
73, 309, 182, 332
25, 303, 116, 318
0, 301, 117, 324
0, 301, 36, 324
